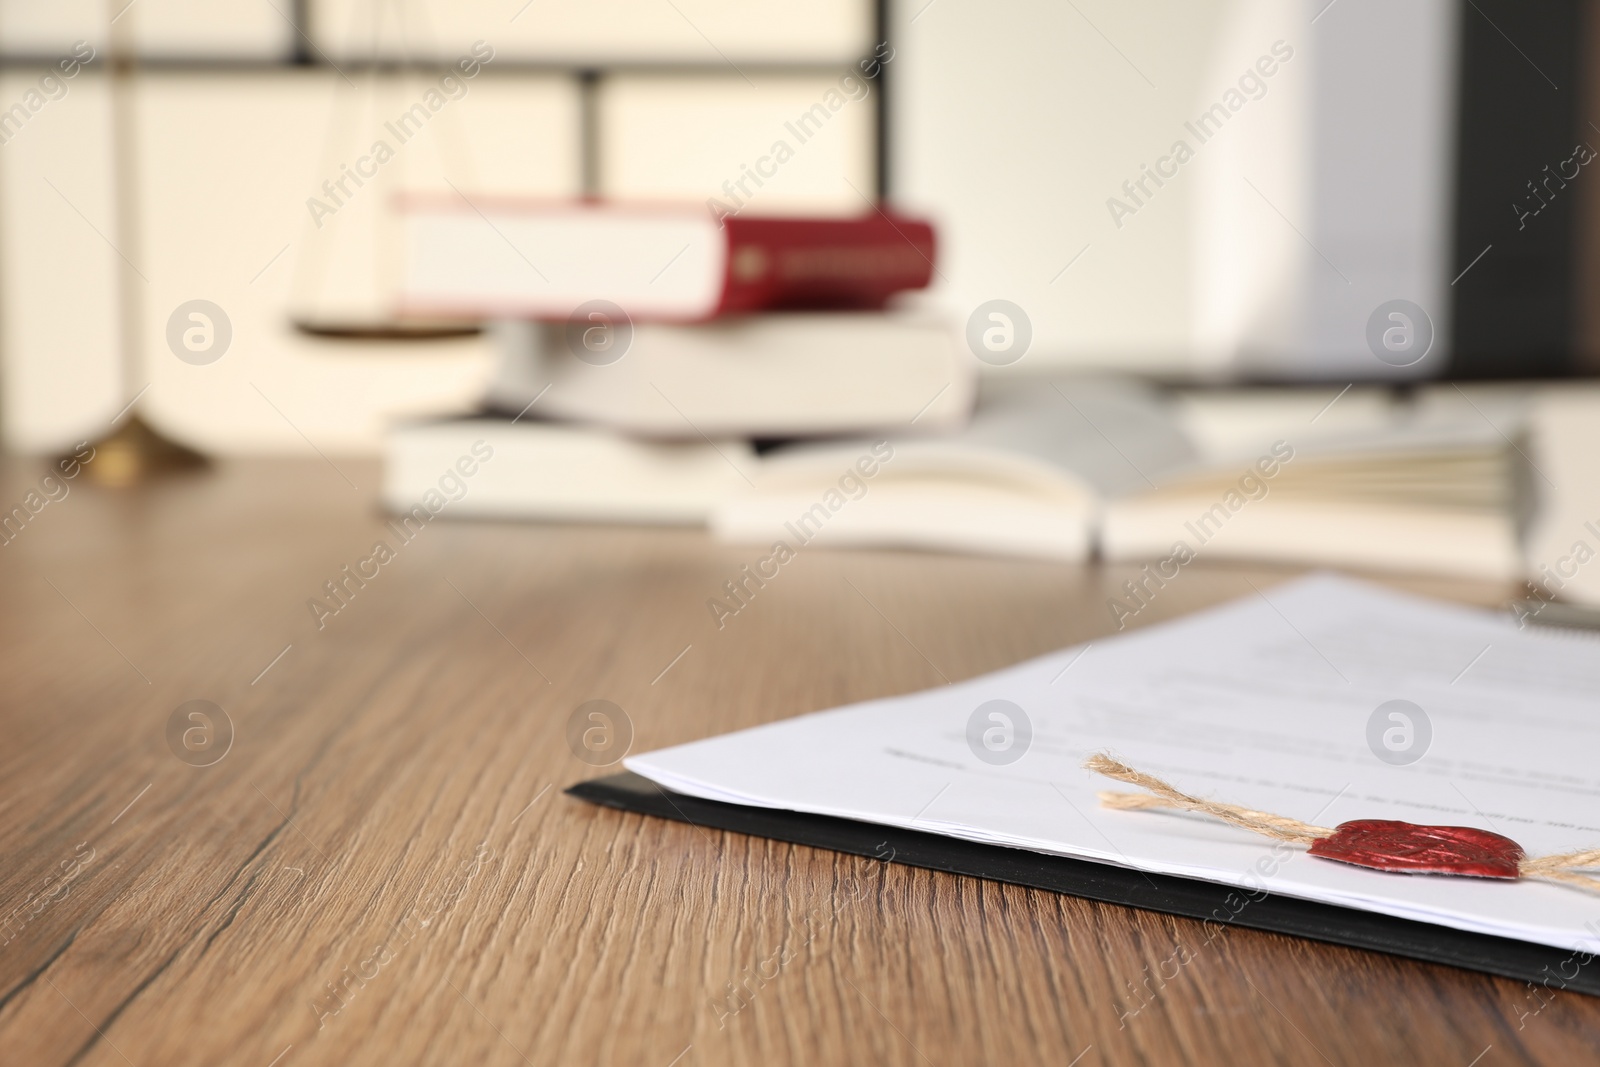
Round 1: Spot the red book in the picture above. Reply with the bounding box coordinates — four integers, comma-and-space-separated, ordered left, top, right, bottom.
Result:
396, 197, 936, 323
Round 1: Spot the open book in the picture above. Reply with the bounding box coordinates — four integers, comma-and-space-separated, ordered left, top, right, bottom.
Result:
626, 575, 1600, 955
711, 379, 1531, 580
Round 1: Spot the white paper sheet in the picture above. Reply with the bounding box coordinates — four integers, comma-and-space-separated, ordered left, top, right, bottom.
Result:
627, 575, 1600, 952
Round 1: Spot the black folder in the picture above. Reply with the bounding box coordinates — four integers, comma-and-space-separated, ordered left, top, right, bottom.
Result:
569, 770, 1599, 997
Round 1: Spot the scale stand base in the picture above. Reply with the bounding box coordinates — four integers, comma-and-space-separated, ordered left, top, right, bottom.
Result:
71, 413, 209, 488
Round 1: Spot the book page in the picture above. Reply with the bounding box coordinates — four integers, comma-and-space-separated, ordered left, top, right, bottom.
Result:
746, 377, 1197, 497
628, 575, 1600, 952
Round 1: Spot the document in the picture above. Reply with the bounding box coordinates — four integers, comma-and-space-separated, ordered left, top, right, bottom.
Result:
627, 575, 1600, 952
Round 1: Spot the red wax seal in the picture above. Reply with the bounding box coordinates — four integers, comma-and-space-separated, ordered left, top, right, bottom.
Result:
1307, 819, 1524, 879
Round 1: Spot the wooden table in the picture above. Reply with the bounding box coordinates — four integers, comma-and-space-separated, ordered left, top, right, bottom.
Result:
0, 456, 1590, 1066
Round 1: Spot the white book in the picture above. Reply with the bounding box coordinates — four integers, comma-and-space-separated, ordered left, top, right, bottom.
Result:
627, 575, 1600, 954
487, 312, 973, 438
384, 416, 754, 524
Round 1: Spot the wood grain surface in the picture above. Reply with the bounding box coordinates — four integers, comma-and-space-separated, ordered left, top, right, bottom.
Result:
0, 456, 1594, 1066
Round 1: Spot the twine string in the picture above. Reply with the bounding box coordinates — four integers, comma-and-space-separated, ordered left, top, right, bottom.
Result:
1085, 753, 1600, 894
1086, 754, 1334, 845
1518, 852, 1600, 892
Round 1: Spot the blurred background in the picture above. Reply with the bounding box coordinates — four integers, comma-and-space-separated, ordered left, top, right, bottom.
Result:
4, 0, 1599, 601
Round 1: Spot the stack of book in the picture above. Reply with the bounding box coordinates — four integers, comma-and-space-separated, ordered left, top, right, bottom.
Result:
384, 198, 1559, 585
384, 198, 971, 522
